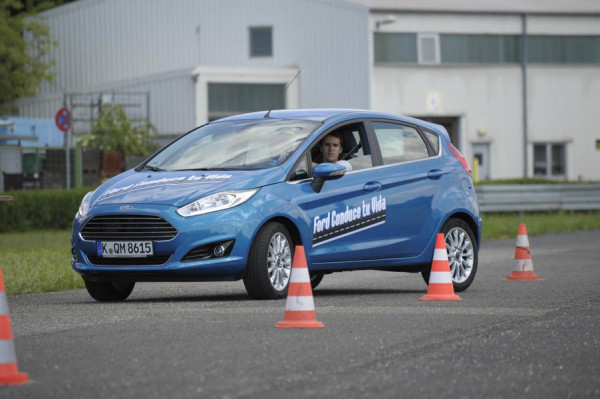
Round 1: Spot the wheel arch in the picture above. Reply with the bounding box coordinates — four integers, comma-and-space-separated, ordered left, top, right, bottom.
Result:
444, 212, 480, 248
266, 216, 302, 248
242, 216, 300, 299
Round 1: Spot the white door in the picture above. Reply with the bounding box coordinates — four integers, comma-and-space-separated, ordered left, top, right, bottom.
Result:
472, 143, 490, 181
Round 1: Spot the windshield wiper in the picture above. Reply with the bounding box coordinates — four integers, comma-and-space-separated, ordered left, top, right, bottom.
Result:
142, 165, 165, 172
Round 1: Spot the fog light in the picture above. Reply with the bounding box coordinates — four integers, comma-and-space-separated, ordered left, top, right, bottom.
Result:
213, 244, 226, 257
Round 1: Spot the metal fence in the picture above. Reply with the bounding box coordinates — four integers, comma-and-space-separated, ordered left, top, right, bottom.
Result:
475, 184, 600, 213
1, 147, 146, 192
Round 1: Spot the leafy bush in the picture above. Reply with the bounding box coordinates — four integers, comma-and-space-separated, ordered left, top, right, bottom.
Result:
0, 187, 92, 232
78, 105, 159, 157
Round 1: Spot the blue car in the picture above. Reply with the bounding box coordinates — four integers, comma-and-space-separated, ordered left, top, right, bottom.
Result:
72, 109, 481, 301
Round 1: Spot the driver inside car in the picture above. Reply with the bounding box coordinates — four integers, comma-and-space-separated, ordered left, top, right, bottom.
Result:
312, 132, 352, 171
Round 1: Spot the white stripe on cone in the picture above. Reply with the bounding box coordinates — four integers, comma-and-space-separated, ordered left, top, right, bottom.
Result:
513, 258, 534, 272
433, 248, 447, 261
429, 271, 453, 284
0, 340, 18, 364
516, 235, 530, 248
284, 296, 316, 311
0, 292, 9, 314
290, 267, 310, 283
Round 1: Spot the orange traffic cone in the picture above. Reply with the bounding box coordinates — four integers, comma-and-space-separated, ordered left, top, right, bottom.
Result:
507, 223, 539, 280
276, 246, 324, 328
0, 268, 30, 385
419, 233, 462, 301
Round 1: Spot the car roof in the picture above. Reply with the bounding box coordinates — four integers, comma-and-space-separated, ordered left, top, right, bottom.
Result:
216, 109, 360, 123
215, 109, 449, 138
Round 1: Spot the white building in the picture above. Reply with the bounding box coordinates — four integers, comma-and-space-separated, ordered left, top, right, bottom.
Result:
16, 0, 370, 139
361, 0, 600, 181
13, 0, 600, 181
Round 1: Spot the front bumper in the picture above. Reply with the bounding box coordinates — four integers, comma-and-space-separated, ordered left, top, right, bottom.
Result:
71, 202, 260, 282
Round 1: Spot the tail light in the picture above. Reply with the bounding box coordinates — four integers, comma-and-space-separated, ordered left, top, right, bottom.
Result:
447, 142, 471, 175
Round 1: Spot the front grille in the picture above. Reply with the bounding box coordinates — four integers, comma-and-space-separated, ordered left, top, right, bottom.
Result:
80, 215, 178, 241
86, 254, 172, 266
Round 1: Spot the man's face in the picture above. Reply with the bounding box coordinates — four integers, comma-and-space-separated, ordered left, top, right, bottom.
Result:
321, 135, 343, 163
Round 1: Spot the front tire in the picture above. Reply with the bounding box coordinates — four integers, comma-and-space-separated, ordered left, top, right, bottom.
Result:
84, 279, 135, 302
421, 218, 478, 292
243, 222, 294, 299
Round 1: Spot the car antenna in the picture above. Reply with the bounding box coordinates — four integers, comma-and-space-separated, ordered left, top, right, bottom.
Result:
264, 70, 301, 118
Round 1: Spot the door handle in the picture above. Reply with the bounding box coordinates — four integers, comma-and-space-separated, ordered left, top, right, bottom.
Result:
363, 181, 381, 192
427, 169, 443, 179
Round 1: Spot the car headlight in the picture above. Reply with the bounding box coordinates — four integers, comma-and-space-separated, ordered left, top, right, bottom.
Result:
176, 189, 259, 217
78, 191, 94, 218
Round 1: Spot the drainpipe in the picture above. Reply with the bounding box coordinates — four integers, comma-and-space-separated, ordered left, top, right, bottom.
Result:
521, 14, 529, 178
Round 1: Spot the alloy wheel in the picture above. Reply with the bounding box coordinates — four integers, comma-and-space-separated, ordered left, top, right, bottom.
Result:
445, 227, 475, 284
267, 232, 292, 291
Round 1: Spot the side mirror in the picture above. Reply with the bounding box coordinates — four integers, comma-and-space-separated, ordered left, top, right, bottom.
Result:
311, 163, 346, 193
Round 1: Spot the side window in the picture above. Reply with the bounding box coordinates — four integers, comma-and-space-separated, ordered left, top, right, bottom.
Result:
422, 129, 440, 155
372, 122, 430, 165
310, 123, 373, 171
289, 155, 310, 181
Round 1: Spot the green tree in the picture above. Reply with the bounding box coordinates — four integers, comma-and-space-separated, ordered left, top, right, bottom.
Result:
80, 105, 159, 157
0, 0, 56, 115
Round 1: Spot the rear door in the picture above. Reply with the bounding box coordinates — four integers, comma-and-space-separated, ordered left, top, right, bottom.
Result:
364, 120, 446, 258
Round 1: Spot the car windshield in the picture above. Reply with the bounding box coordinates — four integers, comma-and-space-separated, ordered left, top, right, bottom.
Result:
145, 119, 319, 171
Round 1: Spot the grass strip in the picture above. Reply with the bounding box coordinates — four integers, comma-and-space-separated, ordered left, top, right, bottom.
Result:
0, 230, 84, 296
1, 211, 599, 296
481, 211, 600, 241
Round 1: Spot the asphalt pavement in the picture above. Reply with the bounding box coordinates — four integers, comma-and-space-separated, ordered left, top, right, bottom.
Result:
3, 230, 600, 399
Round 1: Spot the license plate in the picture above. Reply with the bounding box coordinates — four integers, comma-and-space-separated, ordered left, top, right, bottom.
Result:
97, 241, 153, 258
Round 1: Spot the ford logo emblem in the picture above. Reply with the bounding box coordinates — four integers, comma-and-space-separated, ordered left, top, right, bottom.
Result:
120, 205, 133, 211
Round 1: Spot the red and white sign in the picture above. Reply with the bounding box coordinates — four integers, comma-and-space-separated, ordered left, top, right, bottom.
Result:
55, 107, 71, 133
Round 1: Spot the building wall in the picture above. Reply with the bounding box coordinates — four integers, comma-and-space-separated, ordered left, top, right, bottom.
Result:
528, 66, 600, 181
17, 0, 370, 133
372, 66, 523, 179
370, 11, 600, 180
94, 69, 196, 135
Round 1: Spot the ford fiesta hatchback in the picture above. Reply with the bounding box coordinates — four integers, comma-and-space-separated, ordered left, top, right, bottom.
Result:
72, 109, 482, 301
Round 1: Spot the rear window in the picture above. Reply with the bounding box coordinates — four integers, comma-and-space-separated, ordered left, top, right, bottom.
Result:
372, 122, 430, 164
422, 129, 440, 155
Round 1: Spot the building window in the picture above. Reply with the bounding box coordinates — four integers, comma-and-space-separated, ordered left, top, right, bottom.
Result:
208, 83, 284, 121
249, 27, 273, 57
534, 143, 566, 178
528, 35, 600, 64
374, 33, 600, 65
374, 32, 417, 63
441, 34, 521, 63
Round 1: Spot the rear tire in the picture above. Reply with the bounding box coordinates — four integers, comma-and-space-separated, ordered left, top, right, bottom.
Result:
243, 222, 293, 299
84, 279, 135, 302
421, 218, 478, 292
